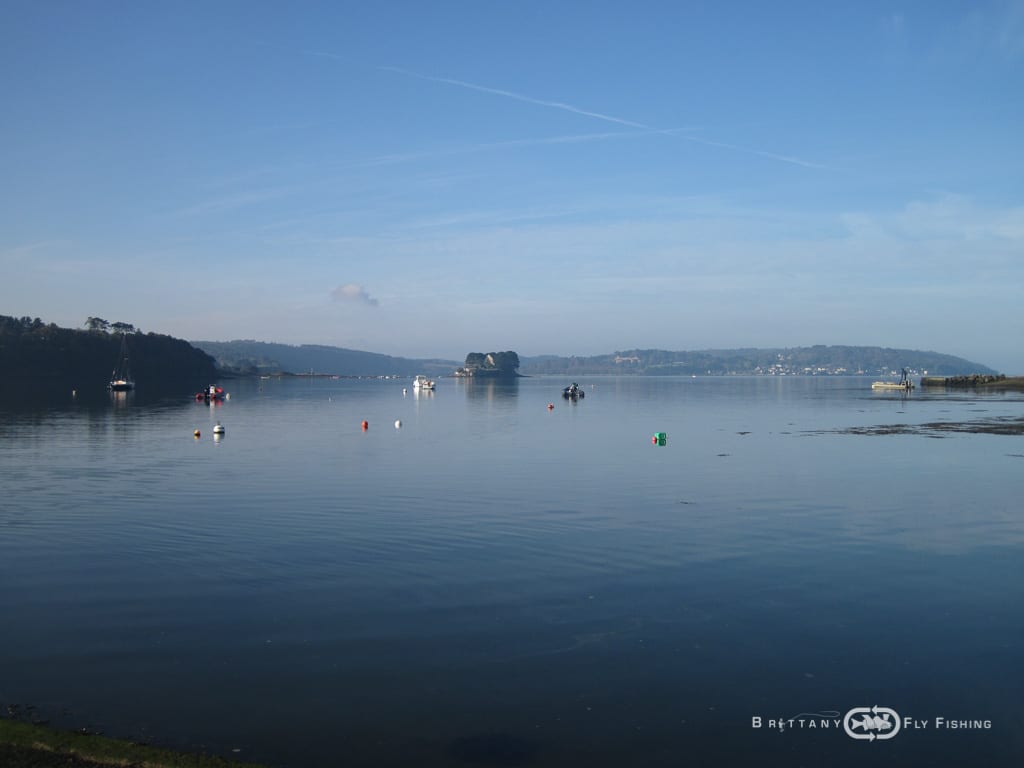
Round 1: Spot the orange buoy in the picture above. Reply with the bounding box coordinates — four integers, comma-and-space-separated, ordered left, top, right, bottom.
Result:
547, 403, 554, 410
194, 429, 201, 438
361, 420, 369, 431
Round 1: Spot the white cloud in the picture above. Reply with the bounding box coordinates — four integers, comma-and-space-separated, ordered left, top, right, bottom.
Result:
330, 283, 379, 306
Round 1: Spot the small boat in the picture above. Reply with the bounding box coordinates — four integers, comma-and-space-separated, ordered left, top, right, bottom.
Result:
196, 385, 226, 402
562, 382, 585, 399
872, 368, 914, 391
871, 381, 914, 390
108, 334, 135, 391
413, 375, 436, 391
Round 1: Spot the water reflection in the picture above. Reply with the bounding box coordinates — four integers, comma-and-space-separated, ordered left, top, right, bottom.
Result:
109, 389, 133, 408
459, 377, 520, 401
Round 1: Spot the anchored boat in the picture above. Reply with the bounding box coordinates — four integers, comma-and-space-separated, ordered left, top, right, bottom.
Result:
196, 385, 226, 402
108, 334, 135, 391
413, 375, 436, 391
872, 368, 914, 391
562, 382, 585, 399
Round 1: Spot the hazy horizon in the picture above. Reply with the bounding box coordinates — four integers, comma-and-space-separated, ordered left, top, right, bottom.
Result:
3, 3, 1022, 372
191, 335, 1003, 373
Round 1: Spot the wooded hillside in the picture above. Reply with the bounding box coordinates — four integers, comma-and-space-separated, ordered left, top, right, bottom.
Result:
0, 315, 217, 391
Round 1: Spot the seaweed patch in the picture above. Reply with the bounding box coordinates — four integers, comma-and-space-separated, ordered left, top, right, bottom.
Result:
811, 416, 1024, 437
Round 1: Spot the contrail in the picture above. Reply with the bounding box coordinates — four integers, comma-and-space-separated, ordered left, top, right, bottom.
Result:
659, 129, 834, 171
305, 53, 828, 171
379, 65, 649, 129
380, 66, 828, 170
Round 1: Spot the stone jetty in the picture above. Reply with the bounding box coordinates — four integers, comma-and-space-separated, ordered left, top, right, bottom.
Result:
920, 374, 1024, 389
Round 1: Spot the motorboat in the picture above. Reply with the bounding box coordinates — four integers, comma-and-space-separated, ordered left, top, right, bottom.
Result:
872, 368, 914, 391
871, 381, 914, 390
196, 385, 226, 402
413, 375, 436, 391
562, 382, 585, 399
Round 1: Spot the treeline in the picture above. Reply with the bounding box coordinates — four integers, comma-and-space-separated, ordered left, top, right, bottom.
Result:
0, 315, 217, 391
520, 345, 997, 376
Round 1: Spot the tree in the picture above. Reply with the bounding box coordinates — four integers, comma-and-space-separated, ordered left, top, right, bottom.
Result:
85, 317, 109, 332
491, 351, 520, 371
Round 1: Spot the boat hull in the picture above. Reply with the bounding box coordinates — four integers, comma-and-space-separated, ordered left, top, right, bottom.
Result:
412, 375, 436, 391
871, 382, 914, 390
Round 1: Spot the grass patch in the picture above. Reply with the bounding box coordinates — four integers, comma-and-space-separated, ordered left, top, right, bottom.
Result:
0, 718, 268, 768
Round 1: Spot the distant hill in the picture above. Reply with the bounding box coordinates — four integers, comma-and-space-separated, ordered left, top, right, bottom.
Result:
519, 346, 997, 376
193, 340, 995, 378
1, 319, 997, 388
191, 340, 458, 378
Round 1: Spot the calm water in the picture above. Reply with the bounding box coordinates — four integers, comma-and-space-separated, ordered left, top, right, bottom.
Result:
1, 376, 1022, 767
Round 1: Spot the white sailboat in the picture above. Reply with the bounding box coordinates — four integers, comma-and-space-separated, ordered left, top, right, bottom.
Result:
108, 334, 135, 391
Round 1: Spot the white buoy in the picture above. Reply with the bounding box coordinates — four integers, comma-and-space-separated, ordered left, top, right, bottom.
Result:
394, 419, 402, 428
213, 423, 225, 435
402, 388, 408, 395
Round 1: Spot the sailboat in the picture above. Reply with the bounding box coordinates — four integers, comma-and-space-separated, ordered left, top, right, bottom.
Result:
108, 334, 135, 391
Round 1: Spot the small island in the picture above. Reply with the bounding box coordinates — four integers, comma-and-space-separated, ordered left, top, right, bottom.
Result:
454, 351, 521, 379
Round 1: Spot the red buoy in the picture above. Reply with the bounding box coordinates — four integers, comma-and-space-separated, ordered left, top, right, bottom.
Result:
361, 420, 369, 431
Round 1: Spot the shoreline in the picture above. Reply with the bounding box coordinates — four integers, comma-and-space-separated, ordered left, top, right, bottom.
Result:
0, 718, 267, 768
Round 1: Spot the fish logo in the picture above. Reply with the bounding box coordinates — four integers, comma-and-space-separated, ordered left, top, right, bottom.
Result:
850, 715, 894, 732
844, 706, 901, 741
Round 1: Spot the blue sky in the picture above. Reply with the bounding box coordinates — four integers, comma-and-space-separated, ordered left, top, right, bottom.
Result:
2, 1, 1022, 371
